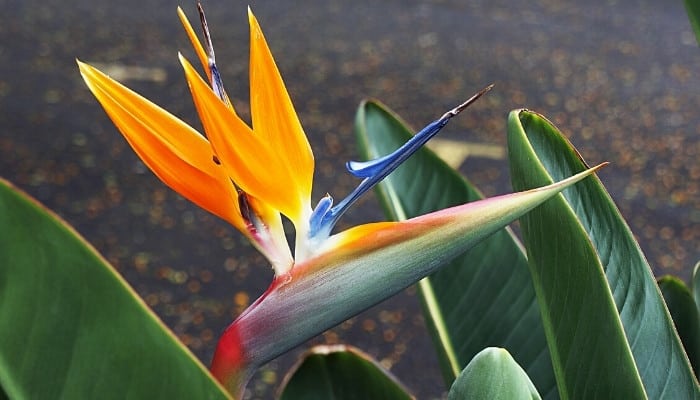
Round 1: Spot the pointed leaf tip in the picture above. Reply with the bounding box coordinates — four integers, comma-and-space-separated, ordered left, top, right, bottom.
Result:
448, 348, 541, 400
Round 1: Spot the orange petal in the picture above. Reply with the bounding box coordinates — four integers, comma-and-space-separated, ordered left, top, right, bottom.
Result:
77, 61, 243, 231
248, 9, 314, 225
177, 6, 211, 83
180, 54, 308, 226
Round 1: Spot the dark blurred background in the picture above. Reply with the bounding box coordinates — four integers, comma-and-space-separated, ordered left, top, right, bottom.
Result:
2, 0, 699, 398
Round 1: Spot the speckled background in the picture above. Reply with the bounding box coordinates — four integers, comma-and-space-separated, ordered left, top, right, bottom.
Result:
2, 0, 699, 398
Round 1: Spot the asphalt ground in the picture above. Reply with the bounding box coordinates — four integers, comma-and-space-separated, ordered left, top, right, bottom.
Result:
2, 0, 699, 398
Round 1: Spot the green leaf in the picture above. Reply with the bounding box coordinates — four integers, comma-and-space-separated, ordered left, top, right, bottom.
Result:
658, 275, 700, 379
448, 347, 541, 400
684, 0, 700, 45
279, 345, 413, 400
508, 110, 700, 398
694, 262, 700, 314
354, 100, 557, 397
0, 178, 229, 399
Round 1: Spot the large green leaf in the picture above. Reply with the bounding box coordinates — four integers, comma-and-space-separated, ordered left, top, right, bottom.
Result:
0, 178, 229, 399
447, 347, 541, 400
508, 110, 700, 399
684, 0, 700, 45
658, 275, 700, 379
354, 100, 557, 397
279, 345, 413, 400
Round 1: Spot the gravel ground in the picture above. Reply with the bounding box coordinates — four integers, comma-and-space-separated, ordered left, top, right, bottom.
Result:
1, 0, 699, 398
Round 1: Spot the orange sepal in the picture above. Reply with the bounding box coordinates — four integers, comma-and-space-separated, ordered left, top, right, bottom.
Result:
248, 9, 314, 225
77, 61, 244, 231
180, 54, 309, 226
177, 6, 211, 83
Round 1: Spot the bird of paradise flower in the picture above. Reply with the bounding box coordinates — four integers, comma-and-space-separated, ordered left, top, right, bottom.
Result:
78, 4, 604, 397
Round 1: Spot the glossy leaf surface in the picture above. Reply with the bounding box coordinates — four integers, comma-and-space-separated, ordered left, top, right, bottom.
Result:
279, 345, 413, 400
0, 178, 229, 399
508, 110, 700, 399
658, 275, 700, 379
447, 347, 541, 400
354, 100, 556, 397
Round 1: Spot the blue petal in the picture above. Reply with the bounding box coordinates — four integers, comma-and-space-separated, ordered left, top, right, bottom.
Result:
309, 194, 334, 238
308, 85, 493, 242
346, 153, 394, 178
346, 117, 449, 179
